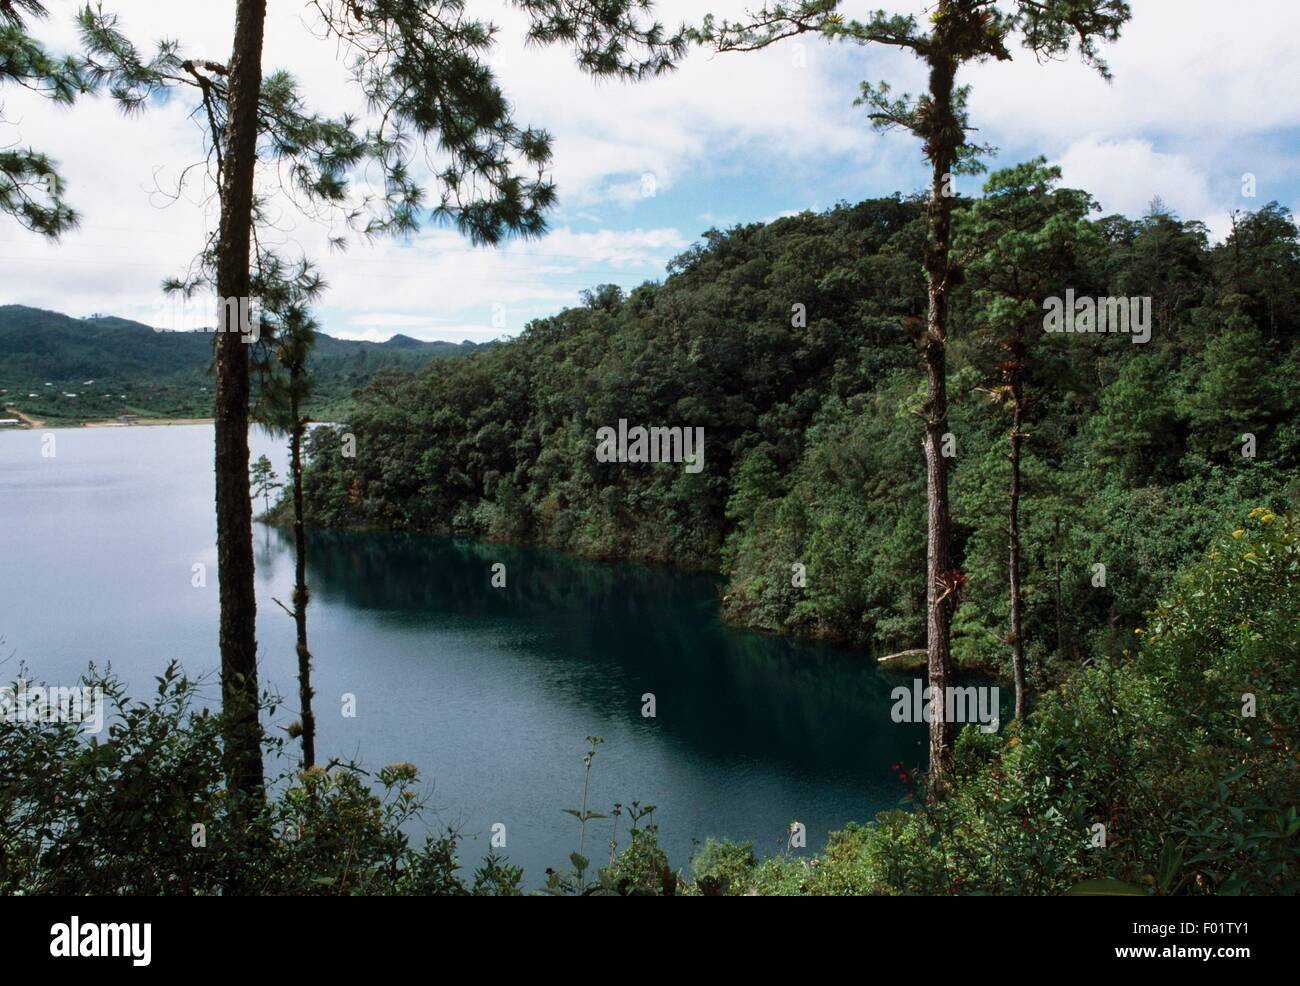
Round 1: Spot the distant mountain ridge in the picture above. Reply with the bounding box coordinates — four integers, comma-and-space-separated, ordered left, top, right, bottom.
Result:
0, 305, 480, 422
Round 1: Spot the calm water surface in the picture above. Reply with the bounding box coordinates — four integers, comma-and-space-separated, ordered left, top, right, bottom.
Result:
0, 423, 946, 882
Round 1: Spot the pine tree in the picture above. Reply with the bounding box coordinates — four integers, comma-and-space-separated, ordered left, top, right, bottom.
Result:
955, 158, 1100, 722
77, 0, 685, 810
250, 454, 279, 515
692, 0, 1129, 789
0, 0, 87, 237
253, 259, 324, 771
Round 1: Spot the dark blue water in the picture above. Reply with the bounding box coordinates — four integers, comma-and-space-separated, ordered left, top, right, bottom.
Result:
0, 423, 939, 882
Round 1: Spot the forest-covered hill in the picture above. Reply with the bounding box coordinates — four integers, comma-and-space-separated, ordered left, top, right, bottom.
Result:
0, 305, 480, 423
300, 179, 1300, 684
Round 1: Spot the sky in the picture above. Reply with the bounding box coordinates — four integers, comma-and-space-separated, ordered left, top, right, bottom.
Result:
3, 0, 1299, 343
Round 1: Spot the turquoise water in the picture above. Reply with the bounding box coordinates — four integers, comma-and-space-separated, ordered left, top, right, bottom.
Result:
0, 423, 945, 882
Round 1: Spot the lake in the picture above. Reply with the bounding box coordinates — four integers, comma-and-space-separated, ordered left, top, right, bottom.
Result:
1, 423, 946, 883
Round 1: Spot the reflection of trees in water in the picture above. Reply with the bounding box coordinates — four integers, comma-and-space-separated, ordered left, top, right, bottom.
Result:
280, 526, 937, 776
282, 526, 716, 615
254, 523, 281, 575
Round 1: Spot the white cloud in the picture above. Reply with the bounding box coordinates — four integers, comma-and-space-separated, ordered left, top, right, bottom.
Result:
314, 224, 690, 340
2, 0, 1298, 336
966, 0, 1300, 146
1056, 136, 1233, 237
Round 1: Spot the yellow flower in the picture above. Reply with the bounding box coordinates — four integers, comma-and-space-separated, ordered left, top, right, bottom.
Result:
1243, 552, 1257, 560
1134, 628, 1144, 635
1232, 529, 1245, 539
1261, 512, 1276, 523
1008, 736, 1021, 747
1249, 507, 1266, 519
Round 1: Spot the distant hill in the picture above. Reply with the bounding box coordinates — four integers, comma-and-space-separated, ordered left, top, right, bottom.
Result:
0, 305, 480, 423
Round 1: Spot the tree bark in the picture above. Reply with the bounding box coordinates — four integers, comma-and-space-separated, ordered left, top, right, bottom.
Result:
1054, 514, 1065, 661
921, 48, 960, 793
1008, 364, 1026, 723
290, 377, 316, 769
214, 0, 268, 807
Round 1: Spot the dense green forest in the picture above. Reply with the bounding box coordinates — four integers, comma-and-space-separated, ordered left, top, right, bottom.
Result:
0, 304, 479, 423
301, 175, 1300, 688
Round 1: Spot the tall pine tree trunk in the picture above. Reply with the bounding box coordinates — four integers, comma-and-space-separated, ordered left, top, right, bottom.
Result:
921, 48, 960, 792
214, 0, 267, 805
290, 376, 316, 769
1054, 515, 1065, 660
1008, 360, 1026, 723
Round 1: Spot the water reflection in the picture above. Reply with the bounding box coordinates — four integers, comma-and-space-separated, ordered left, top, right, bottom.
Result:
275, 525, 932, 779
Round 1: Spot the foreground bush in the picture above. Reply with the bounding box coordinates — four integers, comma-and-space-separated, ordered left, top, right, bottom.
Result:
0, 675, 679, 896
0, 666, 523, 896
693, 509, 1300, 895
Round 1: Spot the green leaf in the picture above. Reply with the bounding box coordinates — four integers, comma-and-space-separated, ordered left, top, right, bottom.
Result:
1156, 841, 1184, 893
1221, 764, 1250, 784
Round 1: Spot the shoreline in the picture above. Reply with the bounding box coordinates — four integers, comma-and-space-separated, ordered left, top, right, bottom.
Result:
1, 414, 214, 431
85, 417, 215, 428
298, 515, 1014, 684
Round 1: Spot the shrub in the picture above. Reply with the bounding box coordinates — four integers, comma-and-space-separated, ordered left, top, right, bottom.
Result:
0, 664, 521, 896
